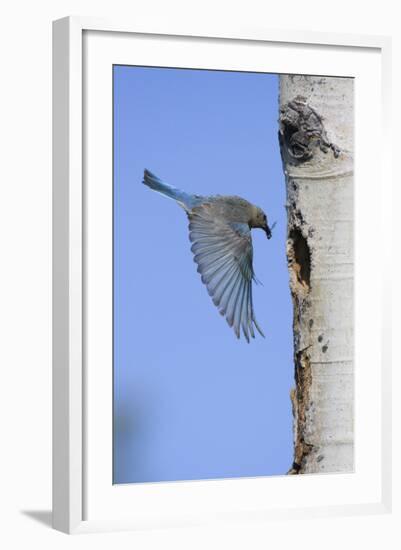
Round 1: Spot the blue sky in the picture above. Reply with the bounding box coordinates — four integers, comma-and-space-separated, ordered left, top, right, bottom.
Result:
113, 66, 294, 484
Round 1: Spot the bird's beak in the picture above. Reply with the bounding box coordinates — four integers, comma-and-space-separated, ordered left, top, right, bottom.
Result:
265, 225, 272, 239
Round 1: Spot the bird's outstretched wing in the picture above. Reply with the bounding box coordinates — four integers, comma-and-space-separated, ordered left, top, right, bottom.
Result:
188, 203, 264, 342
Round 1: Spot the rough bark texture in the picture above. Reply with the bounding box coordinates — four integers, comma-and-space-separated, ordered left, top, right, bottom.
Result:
279, 75, 354, 474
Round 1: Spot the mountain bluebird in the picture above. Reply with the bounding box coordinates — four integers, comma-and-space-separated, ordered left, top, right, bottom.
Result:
142, 169, 273, 342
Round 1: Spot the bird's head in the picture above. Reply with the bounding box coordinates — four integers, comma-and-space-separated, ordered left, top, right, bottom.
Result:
251, 207, 273, 239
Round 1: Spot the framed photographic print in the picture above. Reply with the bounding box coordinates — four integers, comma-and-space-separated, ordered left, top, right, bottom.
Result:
52, 17, 392, 534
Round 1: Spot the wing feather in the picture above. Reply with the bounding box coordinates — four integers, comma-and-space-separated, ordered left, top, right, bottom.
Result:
188, 203, 264, 341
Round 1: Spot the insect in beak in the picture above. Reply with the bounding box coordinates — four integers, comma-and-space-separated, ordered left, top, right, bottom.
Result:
265, 221, 277, 239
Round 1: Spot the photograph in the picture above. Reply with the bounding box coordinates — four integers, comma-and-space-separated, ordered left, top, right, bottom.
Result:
1, 1, 391, 542
112, 65, 354, 484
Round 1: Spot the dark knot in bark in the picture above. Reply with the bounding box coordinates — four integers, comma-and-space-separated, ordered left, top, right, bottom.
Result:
279, 95, 340, 164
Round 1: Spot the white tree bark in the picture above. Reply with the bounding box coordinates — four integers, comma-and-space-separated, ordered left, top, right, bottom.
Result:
279, 75, 354, 474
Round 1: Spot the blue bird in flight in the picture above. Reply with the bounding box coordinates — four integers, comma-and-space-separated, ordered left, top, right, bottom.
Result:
142, 169, 273, 342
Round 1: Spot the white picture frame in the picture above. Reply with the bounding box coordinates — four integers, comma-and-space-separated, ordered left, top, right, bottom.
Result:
52, 16, 392, 534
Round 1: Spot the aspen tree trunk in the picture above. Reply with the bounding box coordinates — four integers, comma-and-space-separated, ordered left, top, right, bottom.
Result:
279, 75, 354, 474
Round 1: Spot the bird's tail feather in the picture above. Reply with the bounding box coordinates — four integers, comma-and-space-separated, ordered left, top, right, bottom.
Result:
142, 169, 191, 207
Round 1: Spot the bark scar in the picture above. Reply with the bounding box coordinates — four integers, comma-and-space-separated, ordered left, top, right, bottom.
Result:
288, 348, 314, 474
279, 96, 340, 164
287, 226, 314, 474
